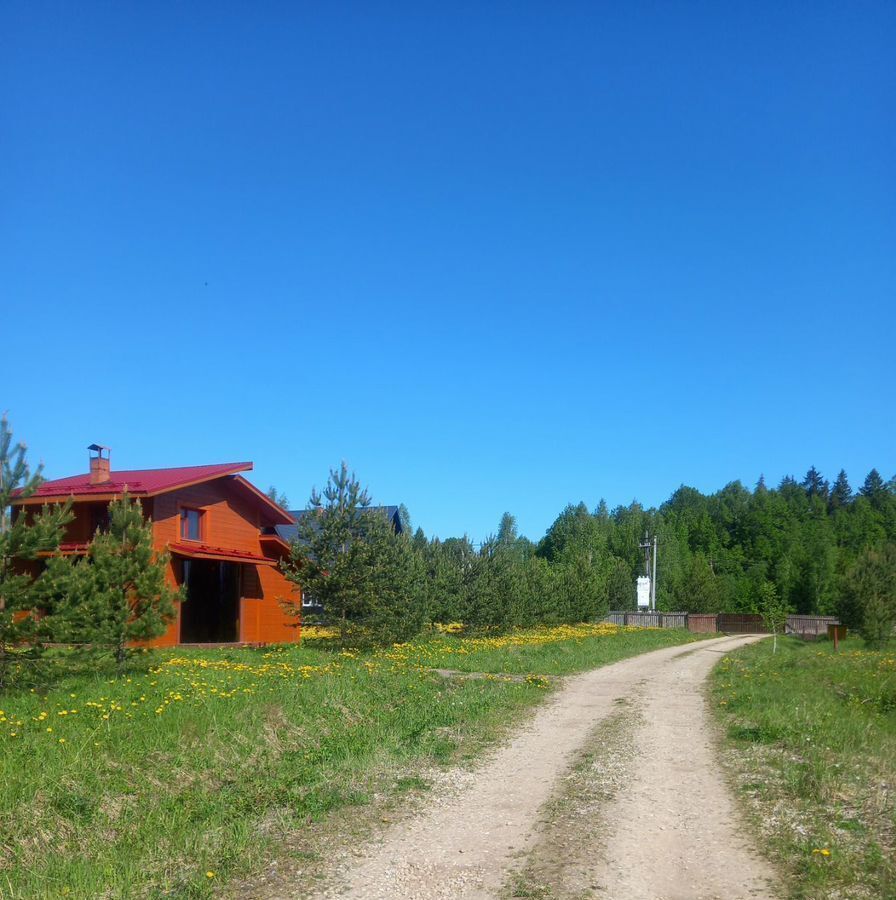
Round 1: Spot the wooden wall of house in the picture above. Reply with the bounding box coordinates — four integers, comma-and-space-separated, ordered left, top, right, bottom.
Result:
147, 556, 184, 648
20, 479, 301, 647
53, 498, 156, 545
152, 481, 262, 553
148, 479, 301, 645
241, 563, 301, 643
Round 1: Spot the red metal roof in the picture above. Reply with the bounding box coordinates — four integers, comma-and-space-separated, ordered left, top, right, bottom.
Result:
14, 462, 253, 501
36, 542, 90, 557
168, 542, 278, 566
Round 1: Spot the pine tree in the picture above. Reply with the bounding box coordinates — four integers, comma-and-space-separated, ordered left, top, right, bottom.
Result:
57, 493, 180, 667
282, 463, 424, 645
282, 463, 371, 643
0, 417, 72, 685
357, 510, 426, 643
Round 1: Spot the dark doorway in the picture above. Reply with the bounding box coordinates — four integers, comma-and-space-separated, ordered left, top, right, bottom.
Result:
180, 560, 240, 643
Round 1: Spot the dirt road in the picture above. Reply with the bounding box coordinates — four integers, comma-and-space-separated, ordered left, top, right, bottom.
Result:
312, 635, 776, 900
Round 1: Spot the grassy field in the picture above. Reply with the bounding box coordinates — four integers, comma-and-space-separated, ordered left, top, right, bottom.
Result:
711, 636, 896, 899
0, 623, 699, 899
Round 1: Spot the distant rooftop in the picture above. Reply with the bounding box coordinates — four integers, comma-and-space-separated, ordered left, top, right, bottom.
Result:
274, 505, 403, 542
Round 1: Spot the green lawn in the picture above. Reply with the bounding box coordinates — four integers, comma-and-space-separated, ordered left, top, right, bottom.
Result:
711, 636, 896, 899
0, 624, 700, 899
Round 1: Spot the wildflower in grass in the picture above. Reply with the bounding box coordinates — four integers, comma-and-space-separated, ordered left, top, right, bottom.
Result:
206, 871, 216, 878
812, 848, 831, 856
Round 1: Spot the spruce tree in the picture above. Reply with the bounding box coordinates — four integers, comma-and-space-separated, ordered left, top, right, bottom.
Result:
801, 466, 829, 501
496, 512, 519, 546
848, 544, 896, 648
830, 469, 852, 510
606, 557, 634, 610
860, 469, 887, 507
0, 417, 72, 685
58, 493, 180, 667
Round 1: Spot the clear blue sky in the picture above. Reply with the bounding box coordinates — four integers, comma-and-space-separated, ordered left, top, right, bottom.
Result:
2, 2, 894, 542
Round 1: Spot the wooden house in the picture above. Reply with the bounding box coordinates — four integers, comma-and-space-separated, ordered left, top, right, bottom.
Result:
11, 446, 301, 646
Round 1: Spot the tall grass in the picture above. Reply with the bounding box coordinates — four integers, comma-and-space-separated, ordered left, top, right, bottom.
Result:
0, 624, 699, 898
711, 637, 896, 899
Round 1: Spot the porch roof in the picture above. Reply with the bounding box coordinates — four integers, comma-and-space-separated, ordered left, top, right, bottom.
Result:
168, 542, 279, 566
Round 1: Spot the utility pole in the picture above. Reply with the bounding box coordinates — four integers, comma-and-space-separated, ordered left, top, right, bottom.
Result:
638, 533, 652, 610
638, 532, 659, 611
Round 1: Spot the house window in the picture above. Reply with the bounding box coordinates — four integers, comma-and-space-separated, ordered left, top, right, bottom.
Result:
180, 508, 203, 541
301, 591, 317, 608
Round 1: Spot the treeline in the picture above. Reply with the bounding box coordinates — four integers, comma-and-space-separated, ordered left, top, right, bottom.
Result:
412, 467, 896, 629
3, 407, 895, 666
290, 463, 895, 645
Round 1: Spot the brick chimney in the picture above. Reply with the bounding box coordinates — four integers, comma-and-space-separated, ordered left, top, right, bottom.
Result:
88, 443, 111, 485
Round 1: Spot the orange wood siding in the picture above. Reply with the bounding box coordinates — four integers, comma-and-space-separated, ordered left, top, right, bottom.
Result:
57, 498, 154, 545
152, 481, 262, 552
240, 563, 301, 643
47, 478, 300, 647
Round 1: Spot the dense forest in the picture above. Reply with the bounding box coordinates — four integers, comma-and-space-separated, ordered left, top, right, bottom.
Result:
410, 467, 896, 629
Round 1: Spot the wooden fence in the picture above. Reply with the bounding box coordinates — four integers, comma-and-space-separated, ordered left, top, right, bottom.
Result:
605, 612, 840, 636
785, 615, 840, 636
605, 611, 688, 629
687, 613, 718, 634
716, 614, 766, 634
